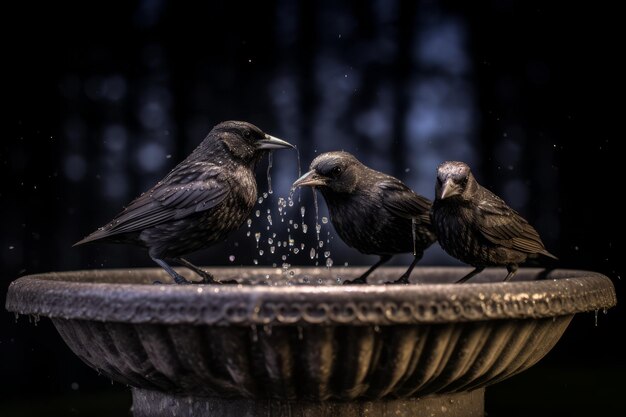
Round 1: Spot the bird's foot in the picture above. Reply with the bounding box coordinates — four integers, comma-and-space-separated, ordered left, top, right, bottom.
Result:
385, 275, 410, 285
343, 277, 367, 285
216, 278, 238, 285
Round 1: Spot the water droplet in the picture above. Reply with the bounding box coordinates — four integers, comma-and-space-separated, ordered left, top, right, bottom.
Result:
268, 238, 274, 245
197, 287, 204, 293
267, 215, 273, 225
294, 223, 299, 229
309, 248, 316, 259
302, 224, 308, 233
293, 248, 299, 254
253, 259, 258, 265
326, 258, 333, 268
255, 232, 261, 247
255, 210, 260, 217
318, 240, 324, 248
301, 206, 306, 218
258, 196, 264, 204
324, 251, 330, 258
281, 255, 287, 261
322, 216, 328, 224
270, 246, 276, 254
247, 218, 252, 227
246, 231, 251, 237
228, 255, 235, 262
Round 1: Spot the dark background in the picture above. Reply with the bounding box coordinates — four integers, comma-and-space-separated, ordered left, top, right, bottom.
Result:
1, 1, 623, 416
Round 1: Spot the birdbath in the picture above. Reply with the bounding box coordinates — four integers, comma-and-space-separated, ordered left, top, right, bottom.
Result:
5, 267, 616, 417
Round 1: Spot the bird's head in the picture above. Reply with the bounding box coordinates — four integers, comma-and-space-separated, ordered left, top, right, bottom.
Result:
435, 161, 477, 201
210, 121, 294, 165
292, 151, 361, 194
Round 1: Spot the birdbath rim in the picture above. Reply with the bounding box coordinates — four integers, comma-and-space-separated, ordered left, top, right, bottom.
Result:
5, 267, 616, 326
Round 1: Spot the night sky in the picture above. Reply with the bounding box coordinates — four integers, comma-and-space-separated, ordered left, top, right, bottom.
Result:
2, 1, 623, 416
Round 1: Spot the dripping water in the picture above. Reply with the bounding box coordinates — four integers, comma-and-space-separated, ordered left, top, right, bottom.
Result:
266, 152, 273, 195
411, 218, 417, 256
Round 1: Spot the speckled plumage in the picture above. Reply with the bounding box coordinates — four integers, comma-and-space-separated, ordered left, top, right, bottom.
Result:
293, 152, 437, 284
75, 121, 294, 284
431, 161, 557, 282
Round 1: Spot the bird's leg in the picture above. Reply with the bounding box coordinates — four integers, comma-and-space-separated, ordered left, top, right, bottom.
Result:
504, 264, 518, 282
386, 254, 420, 285
151, 257, 191, 285
173, 258, 218, 284
174, 258, 238, 284
456, 267, 484, 284
343, 255, 392, 285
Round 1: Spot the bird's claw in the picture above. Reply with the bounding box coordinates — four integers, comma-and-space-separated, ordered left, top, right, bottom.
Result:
217, 279, 238, 285
385, 276, 410, 285
343, 277, 367, 285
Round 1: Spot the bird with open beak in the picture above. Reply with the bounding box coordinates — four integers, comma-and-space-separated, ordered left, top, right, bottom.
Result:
75, 121, 295, 284
431, 161, 557, 283
293, 151, 437, 284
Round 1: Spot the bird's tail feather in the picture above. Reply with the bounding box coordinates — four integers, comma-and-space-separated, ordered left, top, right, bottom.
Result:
73, 229, 110, 247
540, 250, 559, 260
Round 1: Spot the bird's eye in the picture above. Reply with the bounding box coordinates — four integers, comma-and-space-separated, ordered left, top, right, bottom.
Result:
331, 166, 342, 177
243, 130, 251, 139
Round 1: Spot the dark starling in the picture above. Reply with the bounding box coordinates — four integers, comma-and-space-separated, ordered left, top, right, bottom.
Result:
74, 121, 294, 284
431, 161, 558, 283
293, 151, 437, 284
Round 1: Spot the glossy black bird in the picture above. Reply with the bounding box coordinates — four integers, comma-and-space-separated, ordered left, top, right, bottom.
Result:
431, 161, 558, 283
75, 121, 294, 284
293, 151, 437, 284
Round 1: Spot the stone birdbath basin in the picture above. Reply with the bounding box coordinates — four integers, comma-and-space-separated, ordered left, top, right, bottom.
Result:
5, 267, 616, 417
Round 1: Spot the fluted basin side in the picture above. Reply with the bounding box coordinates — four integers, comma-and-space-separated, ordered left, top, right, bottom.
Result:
5, 267, 616, 402
51, 316, 572, 400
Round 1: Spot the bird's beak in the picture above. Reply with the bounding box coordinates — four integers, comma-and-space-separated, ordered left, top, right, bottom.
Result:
440, 179, 459, 199
256, 134, 296, 150
292, 170, 327, 188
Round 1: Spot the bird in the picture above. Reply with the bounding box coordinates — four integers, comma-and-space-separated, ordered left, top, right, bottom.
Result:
74, 121, 295, 284
292, 151, 437, 284
431, 161, 558, 283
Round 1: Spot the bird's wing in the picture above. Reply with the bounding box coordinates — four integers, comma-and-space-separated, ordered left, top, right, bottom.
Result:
475, 192, 549, 255
379, 179, 432, 224
78, 164, 229, 242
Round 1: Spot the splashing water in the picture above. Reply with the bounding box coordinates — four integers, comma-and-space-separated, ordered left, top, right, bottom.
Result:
266, 152, 273, 195
411, 218, 417, 256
